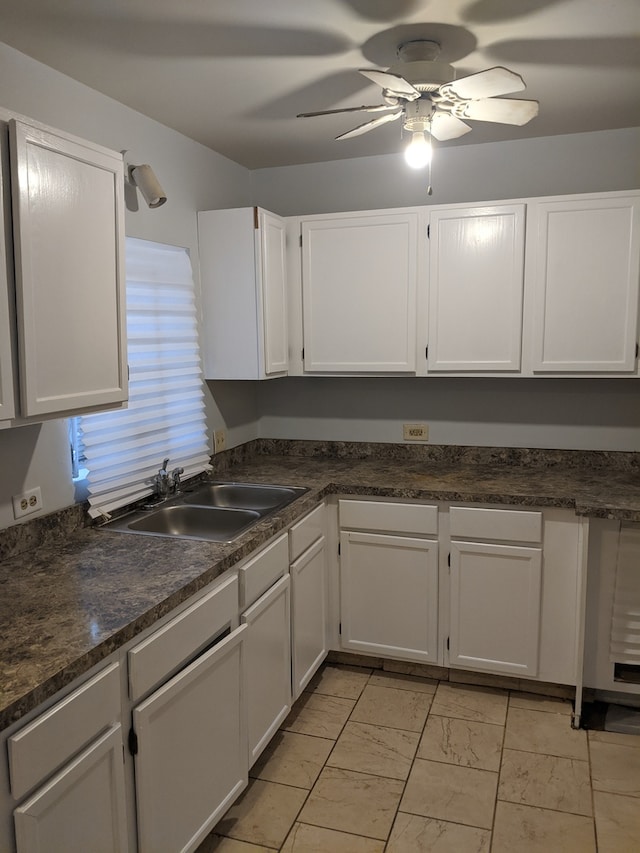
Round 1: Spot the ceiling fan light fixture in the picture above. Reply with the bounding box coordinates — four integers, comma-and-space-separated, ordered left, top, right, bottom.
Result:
404, 130, 432, 169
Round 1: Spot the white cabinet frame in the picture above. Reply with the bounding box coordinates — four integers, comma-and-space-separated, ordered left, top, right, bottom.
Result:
10, 120, 127, 417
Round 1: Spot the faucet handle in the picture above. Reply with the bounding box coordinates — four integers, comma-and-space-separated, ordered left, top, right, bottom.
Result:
161, 457, 170, 472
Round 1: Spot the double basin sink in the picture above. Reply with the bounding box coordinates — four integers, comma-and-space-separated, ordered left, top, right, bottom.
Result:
104, 482, 308, 543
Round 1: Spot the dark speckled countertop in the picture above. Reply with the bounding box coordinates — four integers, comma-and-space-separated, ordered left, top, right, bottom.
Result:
1, 441, 639, 730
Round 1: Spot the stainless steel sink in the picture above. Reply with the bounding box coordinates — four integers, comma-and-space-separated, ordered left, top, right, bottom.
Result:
101, 481, 308, 542
126, 505, 260, 541
183, 483, 306, 512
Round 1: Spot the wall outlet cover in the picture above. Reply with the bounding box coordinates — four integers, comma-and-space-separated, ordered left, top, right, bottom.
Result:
214, 429, 226, 453
403, 423, 429, 441
12, 486, 43, 519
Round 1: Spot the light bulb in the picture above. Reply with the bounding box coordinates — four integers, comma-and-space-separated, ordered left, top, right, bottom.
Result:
404, 131, 432, 169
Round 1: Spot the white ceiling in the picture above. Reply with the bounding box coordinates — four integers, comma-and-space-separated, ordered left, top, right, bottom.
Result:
0, 0, 638, 169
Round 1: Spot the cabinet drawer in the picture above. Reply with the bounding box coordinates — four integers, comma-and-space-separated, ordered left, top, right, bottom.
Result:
239, 533, 288, 609
289, 503, 326, 561
128, 573, 239, 701
9, 661, 121, 800
450, 506, 543, 543
339, 500, 438, 536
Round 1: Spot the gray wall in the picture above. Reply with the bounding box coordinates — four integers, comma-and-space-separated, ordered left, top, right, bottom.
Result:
252, 126, 640, 216
257, 377, 640, 451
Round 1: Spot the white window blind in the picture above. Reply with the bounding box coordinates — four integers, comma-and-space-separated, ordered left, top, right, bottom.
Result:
81, 237, 211, 518
609, 523, 640, 665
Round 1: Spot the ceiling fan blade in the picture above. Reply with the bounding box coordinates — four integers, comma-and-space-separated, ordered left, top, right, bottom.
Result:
442, 66, 526, 100
335, 110, 403, 140
359, 69, 421, 101
430, 113, 472, 141
455, 97, 539, 126
297, 104, 398, 118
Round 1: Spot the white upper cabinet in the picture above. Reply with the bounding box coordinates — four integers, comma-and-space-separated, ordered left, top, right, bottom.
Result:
300, 210, 419, 373
427, 204, 526, 373
0, 121, 17, 422
526, 193, 640, 373
10, 119, 127, 418
198, 207, 288, 380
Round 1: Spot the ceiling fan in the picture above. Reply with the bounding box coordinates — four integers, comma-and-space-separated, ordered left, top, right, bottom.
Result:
297, 40, 539, 168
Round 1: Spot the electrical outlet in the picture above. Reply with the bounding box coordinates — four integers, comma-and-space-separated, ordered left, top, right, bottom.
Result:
403, 423, 429, 441
214, 429, 226, 453
12, 486, 43, 519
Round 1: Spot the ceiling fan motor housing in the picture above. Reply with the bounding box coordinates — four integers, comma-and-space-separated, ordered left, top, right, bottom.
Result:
388, 40, 456, 92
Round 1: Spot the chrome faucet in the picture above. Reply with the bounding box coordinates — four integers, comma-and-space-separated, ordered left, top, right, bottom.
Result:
154, 458, 171, 499
171, 466, 184, 493
154, 458, 185, 499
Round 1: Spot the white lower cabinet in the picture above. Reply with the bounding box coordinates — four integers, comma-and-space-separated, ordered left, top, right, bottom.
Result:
6, 661, 127, 853
448, 505, 543, 677
14, 725, 128, 853
447, 505, 582, 685
128, 573, 246, 853
132, 626, 246, 853
341, 532, 439, 663
338, 500, 439, 663
337, 499, 583, 686
289, 505, 329, 699
238, 533, 291, 766
449, 540, 542, 677
242, 575, 291, 766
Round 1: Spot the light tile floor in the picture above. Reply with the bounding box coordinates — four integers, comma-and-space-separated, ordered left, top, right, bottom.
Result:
198, 663, 640, 853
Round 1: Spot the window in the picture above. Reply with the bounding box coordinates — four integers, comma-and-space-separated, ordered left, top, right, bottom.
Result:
76, 237, 211, 518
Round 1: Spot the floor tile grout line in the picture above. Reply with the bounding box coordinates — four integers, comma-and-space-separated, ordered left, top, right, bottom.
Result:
587, 724, 600, 853
494, 794, 594, 820
275, 668, 380, 850
487, 691, 508, 852
500, 744, 591, 763
315, 667, 436, 851
273, 675, 365, 850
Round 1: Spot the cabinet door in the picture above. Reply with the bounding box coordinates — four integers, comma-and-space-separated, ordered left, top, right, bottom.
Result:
242, 574, 291, 766
291, 536, 328, 698
258, 209, 288, 375
428, 205, 525, 372
529, 195, 640, 373
0, 119, 16, 421
133, 625, 247, 853
198, 207, 287, 379
9, 119, 127, 417
449, 541, 542, 676
14, 725, 128, 853
340, 531, 439, 663
301, 211, 418, 372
